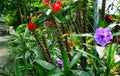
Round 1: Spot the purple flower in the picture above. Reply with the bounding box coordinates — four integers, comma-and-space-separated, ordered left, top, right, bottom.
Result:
56, 60, 63, 69
47, 40, 52, 44
94, 28, 113, 46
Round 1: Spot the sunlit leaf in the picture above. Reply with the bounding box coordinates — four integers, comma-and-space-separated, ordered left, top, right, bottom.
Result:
76, 48, 99, 60
55, 16, 64, 23
70, 52, 82, 69
113, 31, 120, 36
107, 22, 120, 30
107, 44, 118, 69
46, 9, 52, 15
70, 33, 93, 37
95, 45, 105, 58
25, 51, 30, 62
71, 70, 91, 76
36, 59, 55, 70
112, 61, 120, 68
16, 24, 27, 32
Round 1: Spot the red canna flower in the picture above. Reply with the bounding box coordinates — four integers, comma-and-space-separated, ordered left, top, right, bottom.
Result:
45, 21, 52, 25
29, 17, 32, 21
44, 0, 50, 6
68, 42, 73, 47
33, 13, 38, 18
51, 1, 62, 12
44, 3, 49, 6
44, 0, 50, 3
28, 22, 36, 31
107, 15, 112, 19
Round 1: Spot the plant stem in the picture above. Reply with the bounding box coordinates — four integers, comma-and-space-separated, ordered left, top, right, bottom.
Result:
51, 16, 70, 75
33, 31, 52, 63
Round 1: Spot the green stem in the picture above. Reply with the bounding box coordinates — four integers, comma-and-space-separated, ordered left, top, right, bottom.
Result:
51, 16, 70, 75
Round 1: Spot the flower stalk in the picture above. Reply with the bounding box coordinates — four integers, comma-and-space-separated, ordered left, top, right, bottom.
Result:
32, 31, 52, 63
51, 16, 70, 75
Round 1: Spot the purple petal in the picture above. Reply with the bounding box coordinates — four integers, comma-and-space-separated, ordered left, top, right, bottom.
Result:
94, 28, 113, 46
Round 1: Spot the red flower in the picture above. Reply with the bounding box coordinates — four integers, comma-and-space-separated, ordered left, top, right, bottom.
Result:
51, 1, 62, 12
45, 21, 52, 25
44, 0, 50, 6
29, 17, 32, 21
68, 42, 73, 47
33, 13, 38, 18
44, 3, 49, 6
28, 22, 36, 31
107, 15, 112, 19
44, 0, 50, 3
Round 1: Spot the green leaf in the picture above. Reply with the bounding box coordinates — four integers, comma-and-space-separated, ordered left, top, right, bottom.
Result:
25, 51, 30, 62
98, 20, 105, 28
16, 24, 27, 32
46, 9, 52, 15
34, 2, 45, 8
112, 61, 120, 68
14, 60, 21, 76
76, 48, 99, 60
34, 64, 45, 76
32, 49, 44, 59
55, 16, 64, 23
31, 17, 40, 23
112, 31, 120, 36
95, 45, 105, 58
107, 22, 119, 30
73, 0, 79, 2
71, 70, 91, 76
47, 67, 63, 76
70, 33, 93, 37
36, 59, 55, 70
70, 52, 82, 69
107, 44, 118, 69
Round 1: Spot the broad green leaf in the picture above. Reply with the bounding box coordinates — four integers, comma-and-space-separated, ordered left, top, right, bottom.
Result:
36, 59, 55, 70
107, 44, 118, 69
95, 45, 105, 58
55, 16, 64, 23
70, 52, 82, 69
70, 33, 93, 37
16, 24, 27, 32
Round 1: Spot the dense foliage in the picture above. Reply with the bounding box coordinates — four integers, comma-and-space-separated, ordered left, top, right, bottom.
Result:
1, 0, 120, 76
